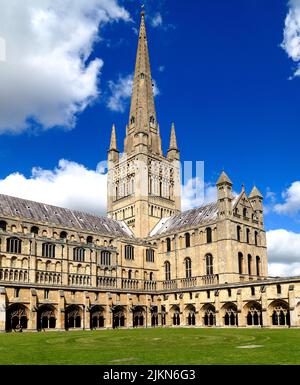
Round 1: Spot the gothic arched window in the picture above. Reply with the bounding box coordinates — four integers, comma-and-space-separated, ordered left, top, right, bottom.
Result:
248, 254, 252, 275
42, 243, 56, 258
125, 245, 134, 260
164, 261, 171, 281
237, 226, 241, 242
206, 227, 212, 243
6, 237, 22, 254
246, 228, 250, 244
256, 256, 261, 276
166, 238, 171, 252
100, 251, 111, 266
255, 231, 259, 246
185, 257, 192, 278
185, 233, 190, 248
73, 247, 85, 262
146, 248, 154, 262
206, 254, 213, 275
238, 252, 243, 274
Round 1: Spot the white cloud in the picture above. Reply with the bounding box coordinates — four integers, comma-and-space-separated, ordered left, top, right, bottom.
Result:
0, 159, 107, 216
282, 0, 300, 77
107, 74, 133, 112
107, 73, 160, 112
0, 0, 129, 134
274, 181, 300, 215
268, 262, 300, 277
151, 13, 163, 28
267, 229, 300, 276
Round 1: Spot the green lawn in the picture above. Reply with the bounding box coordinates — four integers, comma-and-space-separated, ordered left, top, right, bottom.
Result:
0, 328, 300, 365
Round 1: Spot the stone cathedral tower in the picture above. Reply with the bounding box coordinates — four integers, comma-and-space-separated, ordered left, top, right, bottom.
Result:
107, 10, 181, 237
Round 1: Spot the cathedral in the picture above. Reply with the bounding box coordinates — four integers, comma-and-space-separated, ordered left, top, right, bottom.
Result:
0, 11, 299, 332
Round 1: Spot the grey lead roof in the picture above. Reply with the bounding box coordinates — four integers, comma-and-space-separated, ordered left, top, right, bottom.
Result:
150, 202, 218, 236
0, 194, 133, 238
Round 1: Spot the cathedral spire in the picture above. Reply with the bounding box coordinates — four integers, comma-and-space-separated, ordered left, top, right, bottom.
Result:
124, 9, 162, 154
129, 9, 156, 132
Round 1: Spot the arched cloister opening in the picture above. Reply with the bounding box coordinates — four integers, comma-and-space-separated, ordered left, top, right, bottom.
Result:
185, 304, 196, 326
6, 303, 28, 331
222, 303, 238, 326
244, 301, 262, 326
132, 305, 145, 327
150, 306, 158, 327
112, 305, 126, 328
65, 305, 82, 329
170, 305, 180, 326
202, 304, 216, 326
37, 304, 56, 330
269, 300, 290, 326
90, 305, 105, 329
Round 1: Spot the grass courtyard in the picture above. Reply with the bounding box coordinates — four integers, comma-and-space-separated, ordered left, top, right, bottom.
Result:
0, 327, 300, 365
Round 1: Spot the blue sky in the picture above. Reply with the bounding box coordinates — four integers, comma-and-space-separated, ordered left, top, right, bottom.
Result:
0, 0, 300, 275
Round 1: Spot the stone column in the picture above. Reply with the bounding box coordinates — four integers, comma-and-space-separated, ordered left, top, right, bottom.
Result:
105, 293, 113, 329
29, 288, 37, 331
0, 287, 6, 332
214, 290, 222, 326
237, 289, 245, 327
84, 291, 90, 330
261, 287, 269, 327
57, 290, 65, 330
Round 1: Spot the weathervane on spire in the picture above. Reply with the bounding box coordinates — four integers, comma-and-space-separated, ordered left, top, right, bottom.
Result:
141, 3, 145, 16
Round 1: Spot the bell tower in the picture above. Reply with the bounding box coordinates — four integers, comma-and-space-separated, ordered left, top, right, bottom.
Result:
107, 10, 181, 238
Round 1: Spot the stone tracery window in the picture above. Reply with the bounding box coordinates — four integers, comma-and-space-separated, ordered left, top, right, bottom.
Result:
146, 248, 155, 262
6, 237, 22, 254
164, 261, 171, 281
185, 233, 190, 248
185, 257, 192, 278
206, 227, 212, 243
100, 251, 111, 266
42, 243, 56, 258
73, 247, 85, 262
271, 302, 290, 326
125, 245, 134, 260
246, 305, 262, 326
206, 254, 213, 275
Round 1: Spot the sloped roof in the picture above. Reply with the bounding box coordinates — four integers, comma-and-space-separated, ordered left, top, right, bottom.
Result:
150, 202, 218, 236
0, 194, 133, 238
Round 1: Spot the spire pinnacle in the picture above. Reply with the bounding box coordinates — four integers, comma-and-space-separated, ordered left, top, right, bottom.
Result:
169, 122, 178, 150
109, 124, 118, 151
249, 185, 263, 199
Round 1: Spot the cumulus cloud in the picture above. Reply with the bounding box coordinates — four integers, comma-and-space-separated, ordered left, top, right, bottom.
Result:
0, 0, 129, 134
107, 73, 160, 112
0, 159, 107, 216
267, 229, 300, 276
274, 181, 300, 215
282, 0, 300, 77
